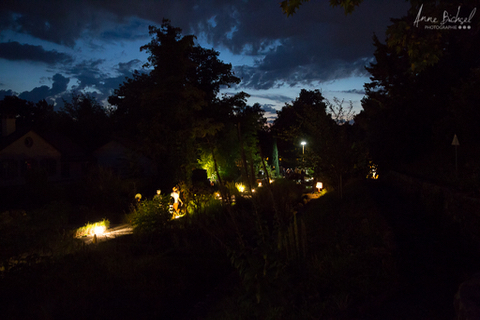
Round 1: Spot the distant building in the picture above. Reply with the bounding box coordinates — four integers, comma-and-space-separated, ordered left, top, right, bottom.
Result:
0, 117, 90, 187
93, 138, 157, 179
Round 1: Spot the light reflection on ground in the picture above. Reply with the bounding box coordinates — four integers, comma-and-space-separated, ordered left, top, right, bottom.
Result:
80, 224, 133, 245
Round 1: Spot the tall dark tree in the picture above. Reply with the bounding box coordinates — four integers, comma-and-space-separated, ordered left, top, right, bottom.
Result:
58, 93, 112, 151
356, 3, 480, 175
109, 20, 240, 187
273, 89, 327, 168
233, 101, 267, 191
273, 89, 365, 195
0, 96, 55, 131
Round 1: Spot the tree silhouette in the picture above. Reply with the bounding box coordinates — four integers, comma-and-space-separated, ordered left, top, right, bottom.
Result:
273, 89, 365, 196
357, 5, 480, 178
0, 96, 55, 131
109, 20, 240, 187
58, 93, 112, 151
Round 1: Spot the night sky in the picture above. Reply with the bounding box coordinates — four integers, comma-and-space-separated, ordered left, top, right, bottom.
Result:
0, 0, 410, 120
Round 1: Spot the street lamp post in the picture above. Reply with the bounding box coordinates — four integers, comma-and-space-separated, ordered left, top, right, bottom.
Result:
301, 141, 306, 169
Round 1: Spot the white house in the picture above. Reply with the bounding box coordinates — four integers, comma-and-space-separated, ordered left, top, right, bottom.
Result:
0, 117, 88, 187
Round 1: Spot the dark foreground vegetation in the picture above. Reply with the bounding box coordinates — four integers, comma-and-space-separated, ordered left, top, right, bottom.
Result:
2, 177, 479, 319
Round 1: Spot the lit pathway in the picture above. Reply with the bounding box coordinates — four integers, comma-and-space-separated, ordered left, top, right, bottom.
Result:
79, 224, 133, 245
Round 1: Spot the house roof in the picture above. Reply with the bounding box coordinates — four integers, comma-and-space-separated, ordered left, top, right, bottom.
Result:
40, 132, 91, 161
0, 126, 34, 152
94, 135, 146, 157
0, 127, 90, 162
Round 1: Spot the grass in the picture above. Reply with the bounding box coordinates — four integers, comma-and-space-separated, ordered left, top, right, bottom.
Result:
75, 219, 110, 238
2, 178, 448, 319
195, 179, 399, 319
0, 228, 232, 320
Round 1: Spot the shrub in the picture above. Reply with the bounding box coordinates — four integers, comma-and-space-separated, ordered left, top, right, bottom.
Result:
75, 219, 110, 237
0, 201, 81, 272
127, 195, 172, 235
80, 166, 137, 221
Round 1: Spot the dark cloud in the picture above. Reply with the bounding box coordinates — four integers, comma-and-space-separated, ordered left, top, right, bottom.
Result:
1, 1, 408, 55
18, 85, 50, 102
0, 89, 17, 100
102, 59, 143, 91
0, 1, 210, 46
99, 18, 152, 42
117, 59, 142, 73
0, 41, 73, 64
68, 59, 106, 90
249, 93, 293, 105
17, 73, 70, 103
187, 1, 408, 90
260, 104, 277, 114
0, 0, 410, 102
1, 2, 114, 47
50, 73, 69, 95
340, 89, 366, 95
71, 58, 139, 84
61, 59, 142, 106
0, 59, 142, 109
220, 1, 408, 90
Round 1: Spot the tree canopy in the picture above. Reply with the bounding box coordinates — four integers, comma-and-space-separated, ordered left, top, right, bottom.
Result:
108, 19, 241, 187
272, 89, 365, 194
356, 1, 480, 178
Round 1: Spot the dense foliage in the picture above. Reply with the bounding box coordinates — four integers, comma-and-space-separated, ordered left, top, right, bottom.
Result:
108, 20, 241, 188
0, 179, 410, 319
356, 2, 480, 190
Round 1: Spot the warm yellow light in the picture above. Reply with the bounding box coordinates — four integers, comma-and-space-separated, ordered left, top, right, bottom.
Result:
316, 182, 323, 189
269, 179, 274, 184
236, 183, 245, 193
258, 181, 262, 187
94, 225, 106, 235
367, 162, 379, 179
76, 220, 110, 238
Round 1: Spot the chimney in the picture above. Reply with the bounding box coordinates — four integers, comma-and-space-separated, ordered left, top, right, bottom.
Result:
1, 116, 16, 137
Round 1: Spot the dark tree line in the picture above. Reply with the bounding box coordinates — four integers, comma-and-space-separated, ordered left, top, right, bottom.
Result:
278, 0, 480, 190
1, 20, 272, 196
3, 4, 480, 197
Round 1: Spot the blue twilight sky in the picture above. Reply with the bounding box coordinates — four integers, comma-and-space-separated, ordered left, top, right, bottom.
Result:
0, 0, 410, 121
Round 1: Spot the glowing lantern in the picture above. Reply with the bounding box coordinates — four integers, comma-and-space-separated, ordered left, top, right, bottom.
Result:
316, 182, 323, 192
94, 225, 106, 235
236, 183, 245, 193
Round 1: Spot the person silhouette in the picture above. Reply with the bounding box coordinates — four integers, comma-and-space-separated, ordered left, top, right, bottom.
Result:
170, 186, 183, 216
